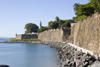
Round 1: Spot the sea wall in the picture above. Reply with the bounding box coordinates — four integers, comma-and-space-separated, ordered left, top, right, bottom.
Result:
69, 11, 100, 56
38, 28, 70, 42
16, 34, 38, 39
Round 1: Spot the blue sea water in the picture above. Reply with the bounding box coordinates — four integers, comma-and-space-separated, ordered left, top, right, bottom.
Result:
0, 39, 60, 67
0, 38, 10, 42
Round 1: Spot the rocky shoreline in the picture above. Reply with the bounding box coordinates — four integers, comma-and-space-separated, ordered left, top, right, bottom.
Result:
40, 41, 99, 67
0, 41, 100, 67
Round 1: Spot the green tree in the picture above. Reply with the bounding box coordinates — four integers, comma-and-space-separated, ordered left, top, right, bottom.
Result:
25, 23, 39, 33
53, 21, 59, 29
38, 26, 48, 33
48, 21, 55, 29
63, 20, 71, 28
63, 22, 71, 28
59, 20, 65, 25
73, 0, 100, 21
47, 17, 75, 29
74, 2, 95, 21
55, 16, 60, 21
72, 17, 77, 22
89, 0, 100, 12
55, 16, 61, 27
48, 21, 60, 29
73, 3, 80, 14
65, 19, 76, 23
40, 21, 42, 28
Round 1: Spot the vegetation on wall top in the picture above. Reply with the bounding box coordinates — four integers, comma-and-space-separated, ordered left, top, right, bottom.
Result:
10, 38, 41, 42
73, 0, 100, 21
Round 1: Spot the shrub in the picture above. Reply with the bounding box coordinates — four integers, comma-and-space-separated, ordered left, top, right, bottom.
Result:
9, 38, 41, 42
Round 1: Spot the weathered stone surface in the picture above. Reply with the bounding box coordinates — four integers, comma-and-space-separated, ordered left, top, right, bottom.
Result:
38, 28, 70, 42
69, 11, 100, 54
16, 34, 38, 39
91, 61, 100, 67
40, 41, 96, 67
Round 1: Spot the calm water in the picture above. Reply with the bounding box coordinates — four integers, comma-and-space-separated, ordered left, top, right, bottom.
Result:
0, 38, 10, 42
0, 39, 60, 67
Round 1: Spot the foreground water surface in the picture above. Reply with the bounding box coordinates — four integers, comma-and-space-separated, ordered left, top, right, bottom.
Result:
0, 40, 60, 67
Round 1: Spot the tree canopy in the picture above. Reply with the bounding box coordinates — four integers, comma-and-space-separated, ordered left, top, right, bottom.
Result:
40, 21, 42, 28
55, 16, 60, 21
48, 21, 55, 29
25, 23, 39, 33
48, 17, 75, 29
63, 22, 71, 28
37, 17, 75, 33
73, 0, 100, 21
38, 26, 48, 33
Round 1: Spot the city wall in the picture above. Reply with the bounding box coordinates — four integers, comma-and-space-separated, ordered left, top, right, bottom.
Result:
16, 11, 100, 57
69, 11, 100, 56
38, 28, 70, 42
16, 34, 38, 39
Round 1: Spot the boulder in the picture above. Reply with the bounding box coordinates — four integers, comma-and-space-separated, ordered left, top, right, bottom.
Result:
91, 61, 100, 67
0, 65, 9, 67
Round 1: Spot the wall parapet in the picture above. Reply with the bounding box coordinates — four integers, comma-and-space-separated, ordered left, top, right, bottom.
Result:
16, 34, 38, 39
38, 28, 70, 42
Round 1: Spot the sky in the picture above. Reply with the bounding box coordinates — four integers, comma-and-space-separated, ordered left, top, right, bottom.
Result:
0, 0, 89, 37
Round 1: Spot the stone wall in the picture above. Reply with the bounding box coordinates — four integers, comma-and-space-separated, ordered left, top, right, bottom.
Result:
16, 34, 38, 39
38, 28, 70, 42
16, 35, 22, 39
69, 11, 100, 55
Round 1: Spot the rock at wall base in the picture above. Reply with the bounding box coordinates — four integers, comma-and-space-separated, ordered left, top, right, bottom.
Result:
91, 61, 100, 67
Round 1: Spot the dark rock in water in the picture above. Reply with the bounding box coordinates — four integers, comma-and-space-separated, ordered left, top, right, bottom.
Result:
0, 65, 9, 67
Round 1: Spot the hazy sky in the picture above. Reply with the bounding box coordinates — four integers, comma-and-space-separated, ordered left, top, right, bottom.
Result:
0, 0, 89, 37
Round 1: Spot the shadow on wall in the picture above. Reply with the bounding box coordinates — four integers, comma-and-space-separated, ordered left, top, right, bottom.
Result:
16, 34, 38, 40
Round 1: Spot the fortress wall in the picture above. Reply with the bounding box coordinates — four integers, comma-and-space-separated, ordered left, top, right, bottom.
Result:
16, 34, 38, 39
69, 11, 100, 55
38, 28, 70, 42
21, 34, 38, 39
16, 35, 22, 39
